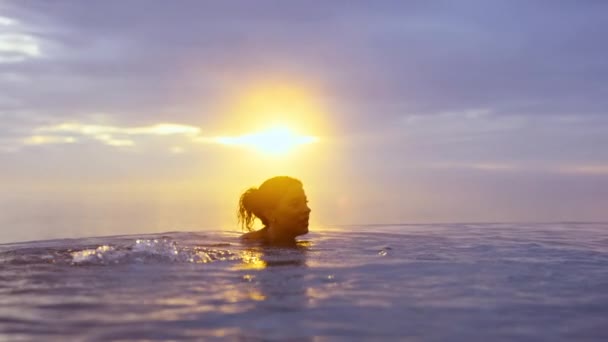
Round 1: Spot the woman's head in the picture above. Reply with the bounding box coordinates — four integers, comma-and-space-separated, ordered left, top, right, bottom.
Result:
238, 176, 311, 237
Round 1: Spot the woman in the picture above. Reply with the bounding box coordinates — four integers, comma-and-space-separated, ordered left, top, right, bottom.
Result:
238, 176, 311, 245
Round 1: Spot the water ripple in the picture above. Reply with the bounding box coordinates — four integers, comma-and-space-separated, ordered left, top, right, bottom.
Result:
0, 224, 607, 341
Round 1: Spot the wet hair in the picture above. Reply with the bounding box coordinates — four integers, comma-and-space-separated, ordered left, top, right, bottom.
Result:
238, 176, 303, 231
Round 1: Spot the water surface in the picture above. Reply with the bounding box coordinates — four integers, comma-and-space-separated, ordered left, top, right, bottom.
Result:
1, 223, 607, 341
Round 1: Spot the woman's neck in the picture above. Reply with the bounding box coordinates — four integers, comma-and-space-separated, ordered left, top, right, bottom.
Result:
264, 226, 297, 246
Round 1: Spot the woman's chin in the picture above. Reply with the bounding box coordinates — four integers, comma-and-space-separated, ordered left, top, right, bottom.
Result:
298, 225, 309, 236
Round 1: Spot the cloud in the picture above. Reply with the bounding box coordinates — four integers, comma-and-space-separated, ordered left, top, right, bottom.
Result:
0, 2, 607, 171
559, 165, 608, 176
0, 16, 16, 26
2, 1, 607, 127
23, 135, 76, 145
0, 15, 42, 63
427, 162, 521, 172
419, 161, 608, 177
38, 122, 201, 136
3, 121, 318, 156
24, 122, 201, 148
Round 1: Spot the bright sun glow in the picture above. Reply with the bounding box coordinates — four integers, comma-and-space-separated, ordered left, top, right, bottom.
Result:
201, 81, 328, 156
213, 125, 318, 155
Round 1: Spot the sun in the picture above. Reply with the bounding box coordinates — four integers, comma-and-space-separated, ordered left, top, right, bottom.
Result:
204, 81, 327, 155
213, 124, 318, 155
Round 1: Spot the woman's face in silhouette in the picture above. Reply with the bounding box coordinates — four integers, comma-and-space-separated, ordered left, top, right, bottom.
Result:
268, 185, 311, 237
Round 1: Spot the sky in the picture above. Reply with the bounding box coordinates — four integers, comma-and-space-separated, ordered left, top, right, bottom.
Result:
1, 1, 608, 243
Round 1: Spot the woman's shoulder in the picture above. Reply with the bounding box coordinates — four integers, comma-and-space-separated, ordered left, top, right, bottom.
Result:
240, 228, 267, 242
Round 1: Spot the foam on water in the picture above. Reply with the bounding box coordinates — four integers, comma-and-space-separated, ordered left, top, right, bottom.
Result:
1, 223, 607, 341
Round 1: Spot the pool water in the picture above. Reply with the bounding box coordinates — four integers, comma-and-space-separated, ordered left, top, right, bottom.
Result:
1, 223, 607, 341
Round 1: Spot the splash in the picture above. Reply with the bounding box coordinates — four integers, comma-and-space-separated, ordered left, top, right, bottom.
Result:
71, 245, 117, 264
69, 238, 238, 265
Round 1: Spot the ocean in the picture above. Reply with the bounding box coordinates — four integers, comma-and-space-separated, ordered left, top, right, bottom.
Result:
1, 223, 607, 341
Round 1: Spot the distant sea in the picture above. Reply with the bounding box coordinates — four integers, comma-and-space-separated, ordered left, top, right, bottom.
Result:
1, 223, 607, 341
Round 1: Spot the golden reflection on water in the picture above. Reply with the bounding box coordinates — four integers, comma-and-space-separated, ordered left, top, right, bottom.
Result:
248, 289, 267, 301
157, 297, 199, 306
236, 243, 311, 270
236, 249, 267, 270
296, 240, 313, 248
228, 245, 312, 311
215, 286, 267, 306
